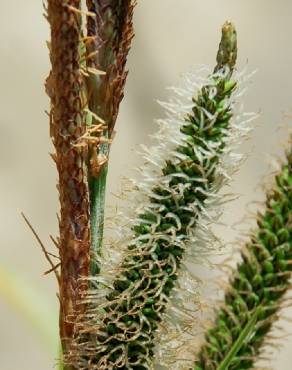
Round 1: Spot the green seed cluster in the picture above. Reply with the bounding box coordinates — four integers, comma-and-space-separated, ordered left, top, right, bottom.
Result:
194, 147, 292, 370
69, 24, 240, 370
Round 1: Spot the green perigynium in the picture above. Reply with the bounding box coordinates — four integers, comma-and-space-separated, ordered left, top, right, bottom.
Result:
67, 23, 254, 370
194, 144, 292, 370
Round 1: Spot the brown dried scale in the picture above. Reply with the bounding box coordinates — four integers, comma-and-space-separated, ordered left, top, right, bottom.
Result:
46, 0, 91, 356
85, 0, 135, 133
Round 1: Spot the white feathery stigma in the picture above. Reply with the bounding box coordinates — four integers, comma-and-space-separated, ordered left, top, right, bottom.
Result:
67, 64, 257, 370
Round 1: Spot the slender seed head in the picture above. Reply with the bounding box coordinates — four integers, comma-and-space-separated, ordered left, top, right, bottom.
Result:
194, 141, 292, 370
46, 0, 91, 361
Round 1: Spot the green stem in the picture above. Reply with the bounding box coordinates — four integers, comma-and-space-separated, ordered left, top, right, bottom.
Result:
59, 343, 64, 370
89, 162, 108, 275
85, 73, 110, 275
217, 307, 261, 370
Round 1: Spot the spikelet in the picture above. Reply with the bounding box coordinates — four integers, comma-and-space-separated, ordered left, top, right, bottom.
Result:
46, 0, 91, 356
194, 139, 292, 369
85, 0, 135, 133
152, 71, 255, 368
63, 22, 256, 370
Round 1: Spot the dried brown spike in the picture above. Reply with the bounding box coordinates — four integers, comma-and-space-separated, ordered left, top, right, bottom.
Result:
85, 0, 135, 134
46, 0, 91, 355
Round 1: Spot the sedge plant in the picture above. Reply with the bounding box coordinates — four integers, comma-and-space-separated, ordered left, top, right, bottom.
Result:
41, 1, 292, 370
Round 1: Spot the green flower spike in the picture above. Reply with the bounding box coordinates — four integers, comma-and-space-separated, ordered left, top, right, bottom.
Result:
194, 142, 292, 370
68, 22, 253, 370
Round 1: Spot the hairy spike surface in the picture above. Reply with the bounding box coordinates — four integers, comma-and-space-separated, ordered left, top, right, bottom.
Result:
194, 142, 292, 370
63, 23, 258, 370
46, 0, 91, 357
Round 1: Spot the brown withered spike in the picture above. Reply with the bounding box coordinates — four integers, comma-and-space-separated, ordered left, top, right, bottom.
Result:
46, 0, 91, 360
85, 0, 135, 135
